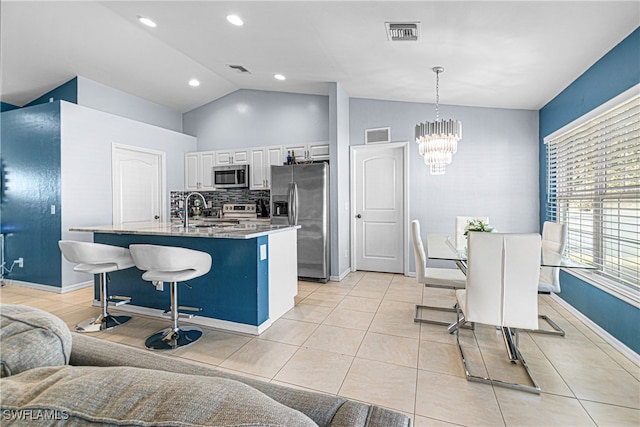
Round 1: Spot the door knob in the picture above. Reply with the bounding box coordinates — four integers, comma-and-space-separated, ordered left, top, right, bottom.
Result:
356, 214, 362, 219
154, 215, 160, 220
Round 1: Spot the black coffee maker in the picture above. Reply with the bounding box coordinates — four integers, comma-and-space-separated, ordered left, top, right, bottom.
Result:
257, 199, 269, 217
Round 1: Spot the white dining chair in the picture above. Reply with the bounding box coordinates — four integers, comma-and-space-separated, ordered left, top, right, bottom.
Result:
411, 220, 467, 325
454, 215, 490, 250
454, 232, 542, 394
536, 221, 568, 335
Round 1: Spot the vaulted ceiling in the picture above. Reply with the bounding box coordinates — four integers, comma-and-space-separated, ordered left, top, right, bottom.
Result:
1, 1, 638, 113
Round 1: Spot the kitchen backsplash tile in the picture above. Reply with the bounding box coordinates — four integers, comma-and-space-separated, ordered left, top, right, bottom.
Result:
170, 189, 270, 219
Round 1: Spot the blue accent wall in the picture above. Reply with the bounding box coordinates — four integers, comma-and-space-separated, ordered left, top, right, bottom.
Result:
559, 271, 639, 352
1, 102, 19, 112
25, 77, 78, 107
94, 233, 270, 326
1, 102, 62, 286
539, 27, 640, 353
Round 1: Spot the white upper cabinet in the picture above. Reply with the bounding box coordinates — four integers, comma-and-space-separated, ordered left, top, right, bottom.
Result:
215, 149, 249, 165
283, 142, 330, 162
308, 142, 330, 160
250, 145, 283, 190
186, 143, 328, 190
185, 153, 199, 190
250, 148, 266, 189
283, 144, 307, 161
185, 151, 215, 191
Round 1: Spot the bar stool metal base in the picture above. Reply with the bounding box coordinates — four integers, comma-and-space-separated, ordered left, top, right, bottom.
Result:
145, 326, 203, 350
76, 314, 132, 333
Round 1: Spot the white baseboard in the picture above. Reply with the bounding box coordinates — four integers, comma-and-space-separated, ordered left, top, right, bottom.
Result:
1, 279, 93, 294
330, 268, 351, 282
103, 302, 270, 336
551, 293, 639, 366
5, 279, 272, 335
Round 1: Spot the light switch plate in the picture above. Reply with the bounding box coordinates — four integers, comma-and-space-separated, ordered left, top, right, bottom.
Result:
260, 244, 267, 260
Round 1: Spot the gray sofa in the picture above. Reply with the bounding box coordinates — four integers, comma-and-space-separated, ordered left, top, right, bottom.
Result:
0, 304, 411, 426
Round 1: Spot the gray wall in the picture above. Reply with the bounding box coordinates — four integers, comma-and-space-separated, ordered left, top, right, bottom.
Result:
183, 89, 329, 150
180, 88, 539, 278
329, 83, 351, 279
77, 76, 184, 132
349, 98, 540, 273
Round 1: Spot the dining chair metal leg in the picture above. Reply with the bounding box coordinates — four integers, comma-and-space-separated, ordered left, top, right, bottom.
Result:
454, 318, 541, 394
529, 314, 566, 336
501, 326, 519, 363
414, 303, 457, 325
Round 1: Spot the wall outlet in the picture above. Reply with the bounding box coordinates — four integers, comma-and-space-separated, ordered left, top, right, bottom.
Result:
153, 281, 163, 291
16, 258, 23, 268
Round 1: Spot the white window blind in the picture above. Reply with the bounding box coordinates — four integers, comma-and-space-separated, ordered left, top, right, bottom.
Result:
546, 94, 640, 293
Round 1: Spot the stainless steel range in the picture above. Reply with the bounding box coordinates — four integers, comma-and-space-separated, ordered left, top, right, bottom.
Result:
222, 203, 257, 221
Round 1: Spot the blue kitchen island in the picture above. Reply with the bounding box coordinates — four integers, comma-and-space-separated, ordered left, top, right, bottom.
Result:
70, 222, 299, 334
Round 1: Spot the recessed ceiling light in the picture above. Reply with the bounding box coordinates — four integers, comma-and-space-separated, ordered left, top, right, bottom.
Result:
189, 79, 200, 87
274, 74, 286, 81
226, 15, 243, 26
138, 16, 157, 28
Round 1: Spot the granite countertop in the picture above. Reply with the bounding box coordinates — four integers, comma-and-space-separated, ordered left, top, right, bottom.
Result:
70, 222, 299, 239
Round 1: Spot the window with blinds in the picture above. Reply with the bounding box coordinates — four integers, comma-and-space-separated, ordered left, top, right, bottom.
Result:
546, 93, 639, 294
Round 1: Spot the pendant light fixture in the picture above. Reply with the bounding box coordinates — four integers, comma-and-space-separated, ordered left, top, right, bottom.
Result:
415, 66, 462, 175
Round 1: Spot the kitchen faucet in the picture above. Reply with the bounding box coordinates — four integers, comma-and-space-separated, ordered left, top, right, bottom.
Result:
184, 192, 207, 228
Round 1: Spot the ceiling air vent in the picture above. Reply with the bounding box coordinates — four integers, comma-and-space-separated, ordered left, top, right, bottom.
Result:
365, 127, 391, 144
385, 22, 420, 42
228, 64, 251, 73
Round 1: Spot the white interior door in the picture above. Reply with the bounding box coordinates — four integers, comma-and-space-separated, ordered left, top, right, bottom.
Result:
352, 143, 406, 273
112, 144, 165, 224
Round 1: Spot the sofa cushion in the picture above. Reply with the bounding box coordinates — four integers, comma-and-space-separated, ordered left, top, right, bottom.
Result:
0, 365, 319, 426
0, 304, 72, 377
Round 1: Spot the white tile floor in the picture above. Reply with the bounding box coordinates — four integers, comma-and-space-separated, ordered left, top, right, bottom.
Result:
1, 271, 638, 426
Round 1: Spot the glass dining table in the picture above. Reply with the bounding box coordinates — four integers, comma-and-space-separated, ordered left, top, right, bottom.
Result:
426, 233, 594, 274
425, 233, 596, 335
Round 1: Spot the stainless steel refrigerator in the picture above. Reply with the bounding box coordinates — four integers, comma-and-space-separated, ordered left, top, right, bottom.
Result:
271, 162, 330, 282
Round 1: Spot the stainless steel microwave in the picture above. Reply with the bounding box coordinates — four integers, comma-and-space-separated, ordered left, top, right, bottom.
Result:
213, 164, 249, 188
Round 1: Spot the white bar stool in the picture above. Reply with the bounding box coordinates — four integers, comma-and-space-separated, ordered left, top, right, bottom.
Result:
129, 244, 212, 350
58, 241, 134, 332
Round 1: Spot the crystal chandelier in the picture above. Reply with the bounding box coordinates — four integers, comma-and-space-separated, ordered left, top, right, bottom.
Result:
415, 67, 462, 175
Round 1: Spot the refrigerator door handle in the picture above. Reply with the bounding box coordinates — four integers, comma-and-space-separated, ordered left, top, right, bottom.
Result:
292, 182, 299, 225
287, 183, 294, 225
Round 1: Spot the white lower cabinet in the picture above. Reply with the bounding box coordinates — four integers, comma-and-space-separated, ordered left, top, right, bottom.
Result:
185, 151, 215, 191
250, 146, 283, 190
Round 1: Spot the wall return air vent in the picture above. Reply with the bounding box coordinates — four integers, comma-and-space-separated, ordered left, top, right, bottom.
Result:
365, 127, 391, 144
385, 22, 421, 42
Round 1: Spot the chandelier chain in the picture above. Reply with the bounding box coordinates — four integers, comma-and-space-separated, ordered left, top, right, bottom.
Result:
435, 69, 440, 120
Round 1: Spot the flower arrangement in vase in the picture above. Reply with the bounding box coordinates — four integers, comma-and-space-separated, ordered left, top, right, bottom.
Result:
462, 219, 494, 255
463, 218, 495, 235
